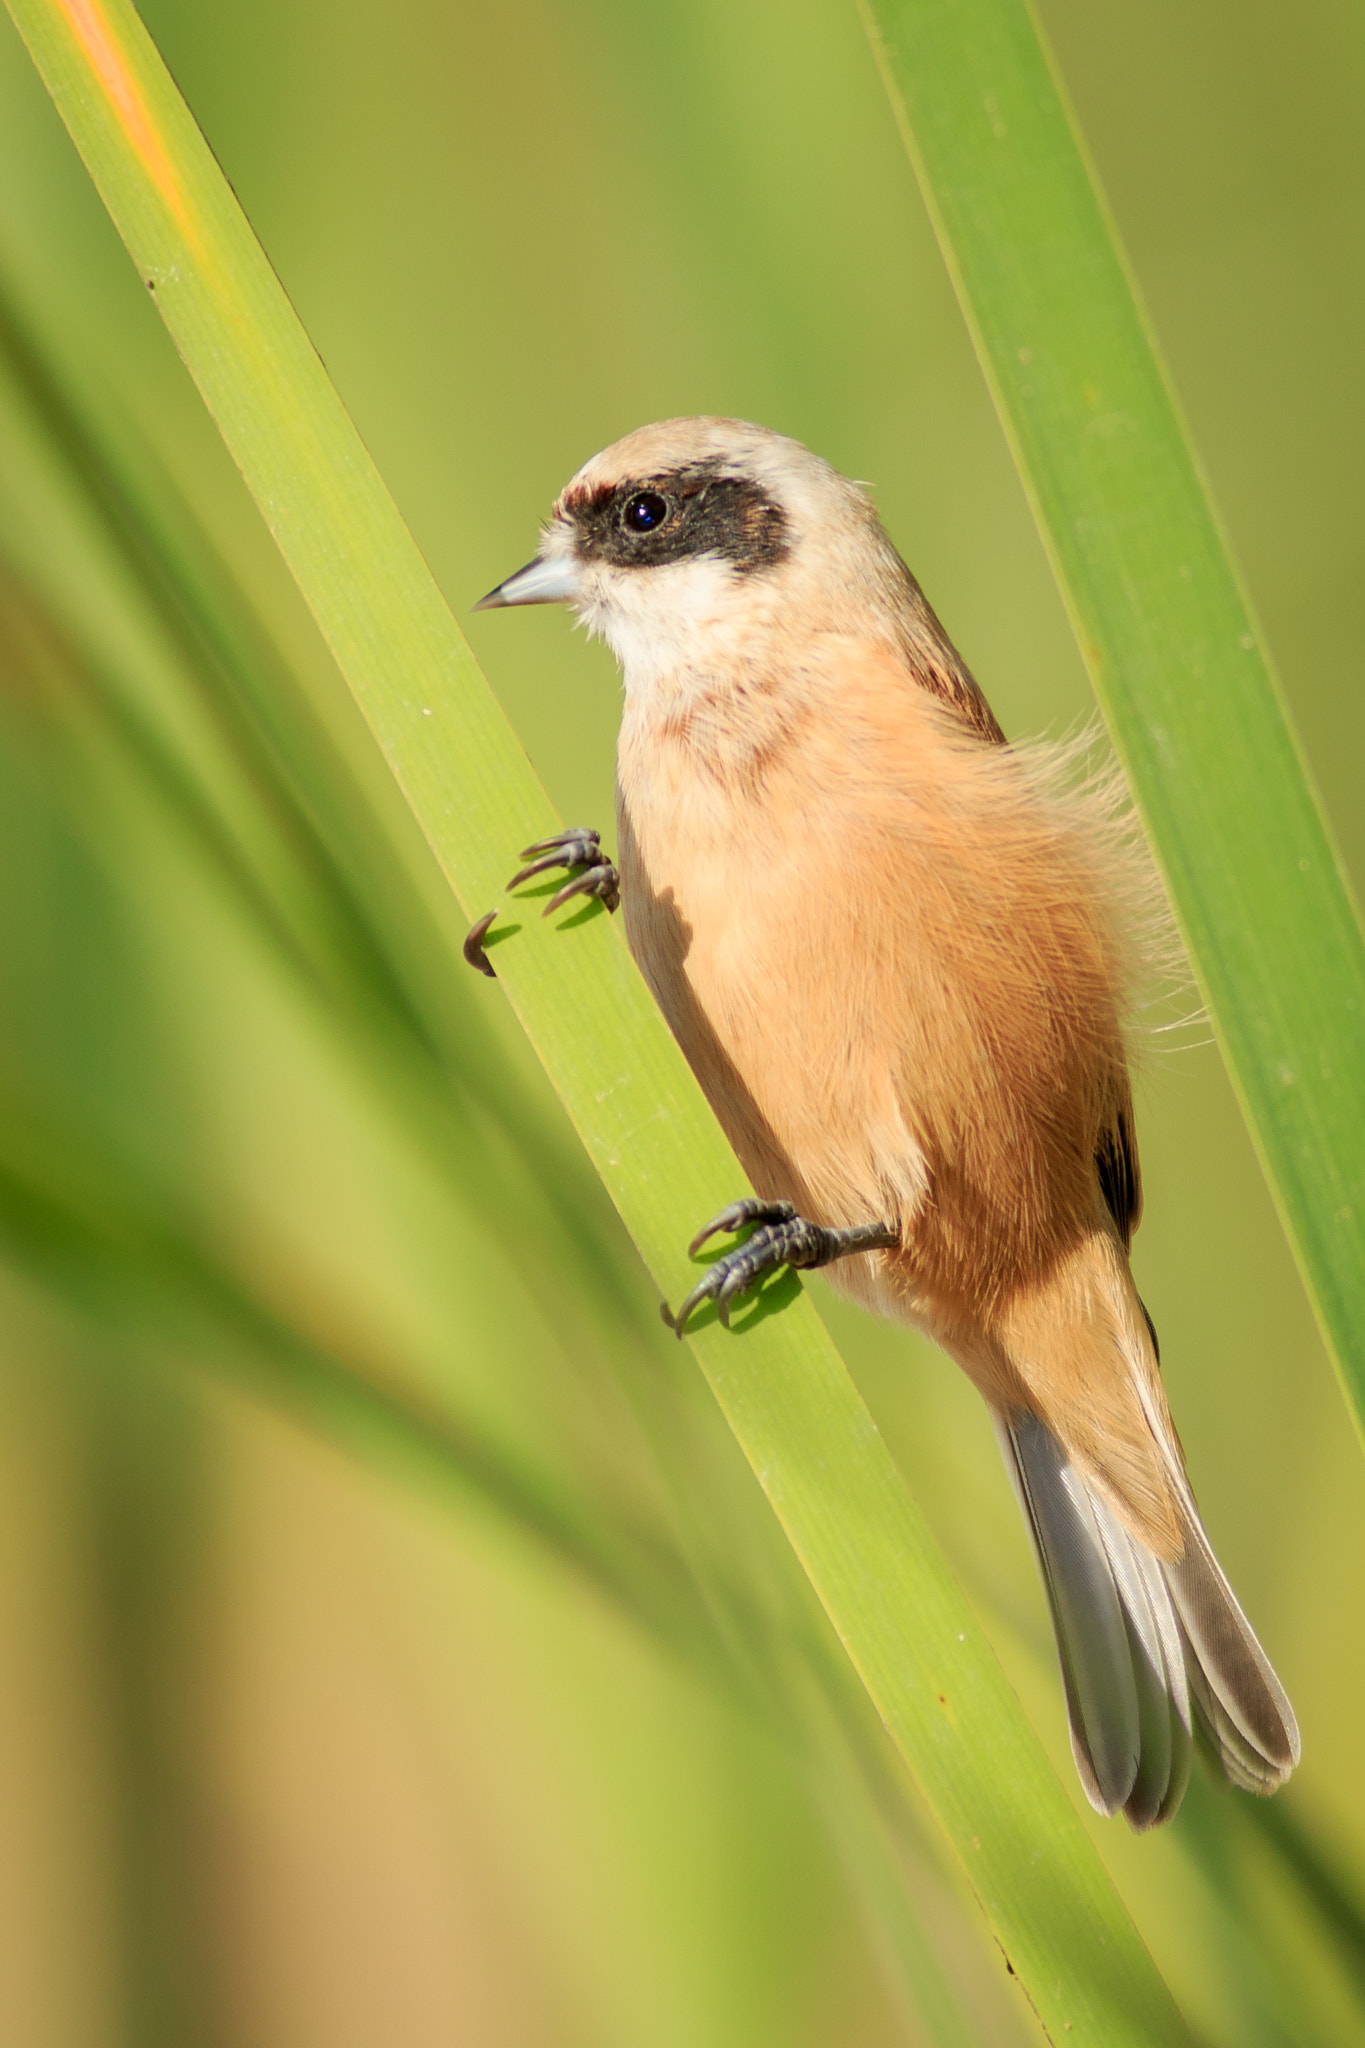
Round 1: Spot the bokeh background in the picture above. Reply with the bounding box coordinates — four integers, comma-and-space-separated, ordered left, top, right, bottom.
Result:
0, 0, 1363, 2042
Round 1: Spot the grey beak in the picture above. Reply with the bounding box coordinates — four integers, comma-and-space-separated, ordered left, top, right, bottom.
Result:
473, 552, 582, 611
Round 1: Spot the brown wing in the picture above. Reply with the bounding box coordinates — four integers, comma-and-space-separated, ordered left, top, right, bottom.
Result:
1095, 1093, 1143, 1251
881, 550, 1008, 746
1094, 1091, 1166, 1366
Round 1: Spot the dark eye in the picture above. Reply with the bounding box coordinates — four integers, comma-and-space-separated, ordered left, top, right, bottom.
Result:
623, 490, 669, 534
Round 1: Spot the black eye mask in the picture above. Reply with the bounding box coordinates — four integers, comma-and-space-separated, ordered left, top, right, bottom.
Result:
569, 460, 791, 576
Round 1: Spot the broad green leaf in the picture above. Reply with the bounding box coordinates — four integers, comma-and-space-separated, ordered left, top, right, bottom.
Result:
861, 0, 1365, 1436
2, 0, 1191, 2036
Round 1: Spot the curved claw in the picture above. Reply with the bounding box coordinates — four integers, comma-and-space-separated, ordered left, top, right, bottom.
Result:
508, 849, 581, 891
669, 1265, 730, 1337
519, 827, 600, 860
717, 1260, 758, 1312
507, 826, 620, 914
687, 1198, 795, 1258
463, 909, 498, 978
544, 866, 620, 916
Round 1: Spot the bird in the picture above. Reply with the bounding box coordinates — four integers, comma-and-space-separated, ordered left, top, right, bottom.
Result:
472, 415, 1299, 1829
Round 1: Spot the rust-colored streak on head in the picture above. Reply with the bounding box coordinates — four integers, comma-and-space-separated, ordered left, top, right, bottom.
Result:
58, 0, 193, 237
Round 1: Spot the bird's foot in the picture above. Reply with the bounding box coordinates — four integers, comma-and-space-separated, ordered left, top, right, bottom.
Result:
462, 827, 620, 977
510, 827, 620, 915
663, 1198, 899, 1336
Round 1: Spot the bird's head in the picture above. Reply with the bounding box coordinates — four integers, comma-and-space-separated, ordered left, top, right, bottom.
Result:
475, 417, 892, 697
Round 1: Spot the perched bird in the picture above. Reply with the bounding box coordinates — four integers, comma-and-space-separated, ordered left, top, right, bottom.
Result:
474, 416, 1299, 1828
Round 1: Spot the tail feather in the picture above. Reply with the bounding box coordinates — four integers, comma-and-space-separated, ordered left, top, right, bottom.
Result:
1130, 1371, 1301, 1789
1164, 1518, 1300, 1791
1000, 1410, 1297, 1829
1088, 1488, 1192, 1828
1001, 1412, 1144, 1813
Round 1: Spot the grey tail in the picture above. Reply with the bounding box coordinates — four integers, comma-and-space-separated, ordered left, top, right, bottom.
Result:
998, 1411, 1300, 1830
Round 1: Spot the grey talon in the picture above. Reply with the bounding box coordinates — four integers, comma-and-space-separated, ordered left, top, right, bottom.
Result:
688, 1197, 795, 1257
507, 825, 621, 914
463, 909, 498, 977
519, 827, 599, 858
508, 849, 581, 890
544, 866, 620, 916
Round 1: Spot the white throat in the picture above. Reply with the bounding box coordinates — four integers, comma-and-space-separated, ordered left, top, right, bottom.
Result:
574, 555, 768, 708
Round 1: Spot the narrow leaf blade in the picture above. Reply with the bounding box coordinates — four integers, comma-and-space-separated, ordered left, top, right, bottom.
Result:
4, 0, 1194, 2035
861, 0, 1365, 1434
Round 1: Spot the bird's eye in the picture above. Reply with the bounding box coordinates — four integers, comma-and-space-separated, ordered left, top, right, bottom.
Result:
623, 490, 669, 534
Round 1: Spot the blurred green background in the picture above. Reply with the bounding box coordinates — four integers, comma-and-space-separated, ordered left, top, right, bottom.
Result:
0, 0, 1363, 2042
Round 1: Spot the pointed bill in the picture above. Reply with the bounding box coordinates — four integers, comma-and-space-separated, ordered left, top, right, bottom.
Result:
473, 552, 582, 610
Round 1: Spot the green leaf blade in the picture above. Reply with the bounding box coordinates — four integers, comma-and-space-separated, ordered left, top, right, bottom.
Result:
861, 0, 1365, 1435
4, 0, 1198, 2036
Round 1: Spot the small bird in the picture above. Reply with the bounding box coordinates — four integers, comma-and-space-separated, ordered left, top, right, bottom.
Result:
474, 416, 1299, 1828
